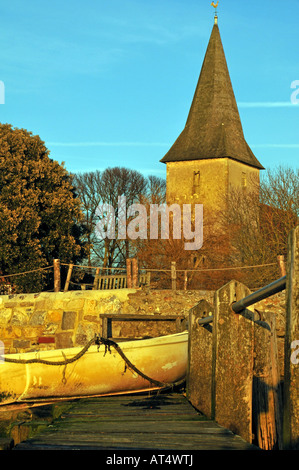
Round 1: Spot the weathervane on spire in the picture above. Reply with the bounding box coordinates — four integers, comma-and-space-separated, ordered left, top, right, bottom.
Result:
211, 1, 219, 24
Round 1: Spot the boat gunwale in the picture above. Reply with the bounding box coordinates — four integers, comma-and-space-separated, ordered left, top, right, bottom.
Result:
1, 331, 188, 362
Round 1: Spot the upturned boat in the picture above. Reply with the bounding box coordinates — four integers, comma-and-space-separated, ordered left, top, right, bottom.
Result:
0, 331, 188, 405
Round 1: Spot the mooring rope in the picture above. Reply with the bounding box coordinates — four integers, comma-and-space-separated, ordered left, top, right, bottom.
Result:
0, 336, 185, 390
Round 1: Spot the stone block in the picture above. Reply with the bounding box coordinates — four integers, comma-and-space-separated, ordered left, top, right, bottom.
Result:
3, 302, 19, 309
19, 302, 34, 308
43, 323, 58, 335
23, 327, 42, 339
29, 311, 47, 326
46, 310, 63, 323
83, 299, 98, 314
0, 309, 12, 325
11, 311, 30, 326
13, 339, 31, 350
75, 322, 98, 346
55, 332, 73, 349
10, 326, 22, 338
63, 298, 85, 310
61, 311, 77, 330
83, 314, 100, 323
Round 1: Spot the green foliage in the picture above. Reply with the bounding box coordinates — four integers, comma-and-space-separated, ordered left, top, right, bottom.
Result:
0, 124, 87, 292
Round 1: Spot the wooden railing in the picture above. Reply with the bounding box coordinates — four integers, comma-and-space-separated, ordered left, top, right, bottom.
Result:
91, 272, 150, 290
100, 313, 186, 340
187, 225, 299, 450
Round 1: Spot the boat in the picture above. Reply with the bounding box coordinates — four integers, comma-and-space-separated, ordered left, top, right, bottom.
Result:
0, 331, 188, 406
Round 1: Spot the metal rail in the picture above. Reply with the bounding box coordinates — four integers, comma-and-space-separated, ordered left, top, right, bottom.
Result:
198, 315, 214, 325
231, 275, 286, 313
197, 275, 287, 326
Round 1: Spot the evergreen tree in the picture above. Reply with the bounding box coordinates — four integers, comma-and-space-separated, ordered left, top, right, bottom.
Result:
0, 124, 87, 292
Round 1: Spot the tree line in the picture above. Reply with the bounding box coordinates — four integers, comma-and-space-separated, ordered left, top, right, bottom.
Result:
0, 124, 298, 292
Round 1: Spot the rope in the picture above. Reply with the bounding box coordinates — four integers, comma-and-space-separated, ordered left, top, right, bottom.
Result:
0, 266, 53, 279
0, 337, 95, 366
60, 263, 126, 271
146, 263, 277, 273
0, 336, 184, 390
0, 261, 276, 281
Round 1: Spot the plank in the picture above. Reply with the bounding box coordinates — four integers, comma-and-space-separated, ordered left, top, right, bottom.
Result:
12, 393, 259, 451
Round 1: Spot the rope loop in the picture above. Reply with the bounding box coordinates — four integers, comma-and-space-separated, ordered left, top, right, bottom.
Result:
0, 335, 185, 391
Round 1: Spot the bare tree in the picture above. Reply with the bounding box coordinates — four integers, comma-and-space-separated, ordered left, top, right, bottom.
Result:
73, 167, 164, 269
73, 170, 102, 266
221, 165, 299, 287
260, 166, 299, 256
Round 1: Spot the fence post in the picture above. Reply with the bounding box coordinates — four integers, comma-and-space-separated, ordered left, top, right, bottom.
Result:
283, 226, 299, 450
171, 261, 176, 290
277, 255, 286, 277
187, 299, 214, 418
93, 267, 100, 290
132, 258, 138, 288
252, 312, 283, 450
184, 270, 188, 290
53, 259, 61, 292
213, 280, 254, 443
64, 263, 74, 292
126, 259, 132, 288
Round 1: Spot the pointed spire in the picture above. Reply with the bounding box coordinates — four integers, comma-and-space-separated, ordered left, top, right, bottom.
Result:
161, 19, 264, 170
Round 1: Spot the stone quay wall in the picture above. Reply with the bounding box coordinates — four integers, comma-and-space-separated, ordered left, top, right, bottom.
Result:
0, 289, 213, 354
0, 287, 286, 363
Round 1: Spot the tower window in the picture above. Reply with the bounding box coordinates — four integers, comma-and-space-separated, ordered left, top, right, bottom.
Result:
193, 171, 201, 194
242, 172, 247, 190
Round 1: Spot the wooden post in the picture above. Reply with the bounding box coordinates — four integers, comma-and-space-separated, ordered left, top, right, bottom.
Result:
252, 312, 283, 450
213, 280, 254, 443
53, 259, 61, 292
184, 270, 188, 290
126, 259, 132, 288
283, 226, 299, 450
187, 300, 214, 418
277, 255, 286, 277
132, 258, 138, 288
92, 267, 100, 290
171, 261, 176, 290
64, 263, 74, 292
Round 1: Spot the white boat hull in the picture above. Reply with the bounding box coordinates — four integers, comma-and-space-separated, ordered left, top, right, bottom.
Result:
0, 332, 188, 405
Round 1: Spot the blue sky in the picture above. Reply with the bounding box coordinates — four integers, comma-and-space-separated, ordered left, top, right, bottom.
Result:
1, 0, 298, 178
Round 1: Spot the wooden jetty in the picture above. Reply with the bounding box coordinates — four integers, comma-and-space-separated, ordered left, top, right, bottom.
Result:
10, 392, 258, 451
0, 226, 298, 452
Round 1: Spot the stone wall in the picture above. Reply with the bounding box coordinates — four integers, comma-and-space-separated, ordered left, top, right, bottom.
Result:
0, 287, 286, 360
0, 288, 213, 354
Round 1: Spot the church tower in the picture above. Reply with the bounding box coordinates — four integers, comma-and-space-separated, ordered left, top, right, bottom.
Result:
160, 13, 264, 221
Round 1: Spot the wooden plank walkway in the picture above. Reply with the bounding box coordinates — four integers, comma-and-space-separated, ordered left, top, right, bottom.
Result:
13, 393, 259, 451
